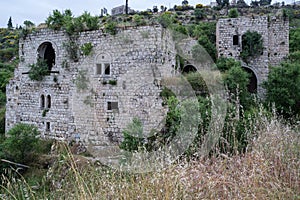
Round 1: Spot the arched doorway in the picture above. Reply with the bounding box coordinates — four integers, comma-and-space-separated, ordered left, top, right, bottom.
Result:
242, 67, 257, 93
182, 64, 197, 74
37, 42, 55, 71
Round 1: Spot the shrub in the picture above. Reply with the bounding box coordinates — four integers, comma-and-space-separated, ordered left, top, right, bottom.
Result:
63, 40, 79, 62
28, 59, 49, 81
81, 42, 93, 56
228, 8, 239, 18
240, 31, 263, 62
263, 61, 300, 118
0, 123, 39, 164
105, 21, 117, 35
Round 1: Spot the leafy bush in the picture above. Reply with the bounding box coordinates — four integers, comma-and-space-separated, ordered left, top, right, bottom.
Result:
81, 42, 93, 56
228, 8, 239, 18
105, 21, 117, 35
63, 40, 79, 62
28, 59, 49, 81
0, 123, 40, 164
263, 61, 300, 118
216, 57, 241, 72
289, 27, 300, 53
119, 118, 144, 152
240, 31, 263, 62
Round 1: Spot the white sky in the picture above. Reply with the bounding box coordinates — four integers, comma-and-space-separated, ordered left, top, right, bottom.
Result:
0, 0, 293, 28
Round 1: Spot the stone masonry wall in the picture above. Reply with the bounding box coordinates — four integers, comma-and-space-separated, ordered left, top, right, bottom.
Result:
216, 15, 289, 94
6, 26, 177, 151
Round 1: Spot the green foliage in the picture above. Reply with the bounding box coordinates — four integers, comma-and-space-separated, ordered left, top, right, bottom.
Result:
119, 118, 144, 152
263, 61, 300, 118
28, 59, 49, 81
133, 14, 146, 26
289, 27, 300, 53
228, 8, 239, 18
157, 12, 174, 28
108, 80, 117, 85
185, 72, 208, 96
46, 9, 99, 34
7, 17, 13, 29
0, 124, 39, 164
0, 47, 18, 62
63, 40, 79, 62
80, 42, 93, 56
197, 35, 217, 61
224, 65, 253, 109
194, 8, 206, 20
46, 9, 71, 30
75, 70, 89, 91
0, 68, 13, 92
216, 57, 241, 72
240, 31, 263, 62
0, 108, 5, 135
104, 21, 117, 35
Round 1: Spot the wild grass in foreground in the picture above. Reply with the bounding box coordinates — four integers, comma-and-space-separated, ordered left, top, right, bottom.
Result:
1, 110, 299, 199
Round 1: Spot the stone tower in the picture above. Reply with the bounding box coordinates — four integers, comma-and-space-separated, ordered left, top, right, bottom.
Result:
216, 15, 289, 94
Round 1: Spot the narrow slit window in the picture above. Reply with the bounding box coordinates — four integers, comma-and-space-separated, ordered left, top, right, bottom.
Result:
46, 95, 51, 109
46, 122, 50, 132
104, 63, 110, 75
233, 35, 239, 46
40, 95, 45, 109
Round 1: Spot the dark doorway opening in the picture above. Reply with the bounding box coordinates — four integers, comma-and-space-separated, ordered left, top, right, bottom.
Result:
243, 67, 257, 93
38, 42, 55, 71
182, 65, 197, 74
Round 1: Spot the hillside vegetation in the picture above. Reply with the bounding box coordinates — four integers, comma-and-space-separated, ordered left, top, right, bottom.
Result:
1, 4, 300, 199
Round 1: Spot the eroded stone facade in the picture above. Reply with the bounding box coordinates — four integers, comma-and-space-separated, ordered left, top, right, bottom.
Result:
216, 15, 289, 94
6, 25, 179, 149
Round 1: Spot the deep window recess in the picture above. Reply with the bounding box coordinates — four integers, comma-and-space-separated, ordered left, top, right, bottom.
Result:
46, 95, 51, 109
107, 102, 118, 111
40, 95, 45, 108
233, 35, 239, 46
37, 42, 56, 71
46, 122, 50, 132
96, 63, 111, 75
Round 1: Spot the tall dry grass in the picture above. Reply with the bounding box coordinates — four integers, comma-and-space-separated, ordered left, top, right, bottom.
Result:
1, 109, 299, 199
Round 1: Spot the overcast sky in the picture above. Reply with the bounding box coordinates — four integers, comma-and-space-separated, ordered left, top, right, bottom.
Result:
0, 0, 293, 28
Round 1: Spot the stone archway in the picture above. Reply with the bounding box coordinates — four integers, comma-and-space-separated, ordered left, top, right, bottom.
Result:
37, 42, 56, 71
242, 67, 257, 93
182, 64, 197, 73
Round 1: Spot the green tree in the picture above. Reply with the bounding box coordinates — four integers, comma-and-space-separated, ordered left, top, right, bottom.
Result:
7, 17, 13, 29
290, 27, 300, 53
0, 123, 39, 164
240, 30, 263, 62
228, 8, 239, 18
194, 8, 206, 20
263, 61, 300, 118
23, 20, 34, 28
224, 65, 253, 109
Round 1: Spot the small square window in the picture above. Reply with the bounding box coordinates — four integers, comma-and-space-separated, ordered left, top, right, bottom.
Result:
107, 102, 118, 111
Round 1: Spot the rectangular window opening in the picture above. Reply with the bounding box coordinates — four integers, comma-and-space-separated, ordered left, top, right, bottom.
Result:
233, 35, 239, 46
46, 122, 50, 132
107, 101, 118, 111
96, 64, 102, 75
104, 63, 110, 75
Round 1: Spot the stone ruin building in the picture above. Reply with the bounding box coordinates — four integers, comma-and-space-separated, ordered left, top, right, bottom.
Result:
216, 15, 289, 94
5, 15, 289, 153
5, 25, 186, 153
